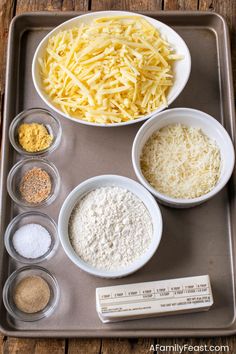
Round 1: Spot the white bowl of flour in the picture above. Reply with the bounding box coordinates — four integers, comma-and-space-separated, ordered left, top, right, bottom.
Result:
58, 175, 163, 278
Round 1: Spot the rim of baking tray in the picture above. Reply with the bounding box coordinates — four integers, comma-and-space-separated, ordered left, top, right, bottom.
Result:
32, 10, 191, 127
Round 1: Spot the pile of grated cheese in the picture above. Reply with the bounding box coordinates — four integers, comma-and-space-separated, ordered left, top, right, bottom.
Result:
38, 16, 182, 124
140, 124, 221, 199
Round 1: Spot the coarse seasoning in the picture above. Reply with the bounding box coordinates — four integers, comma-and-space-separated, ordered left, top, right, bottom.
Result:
19, 167, 51, 204
13, 275, 50, 313
69, 186, 153, 271
12, 223, 51, 259
18, 123, 53, 153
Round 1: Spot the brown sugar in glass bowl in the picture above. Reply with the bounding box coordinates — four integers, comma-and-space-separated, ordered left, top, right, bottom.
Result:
7, 158, 60, 208
13, 275, 50, 313
3, 266, 59, 322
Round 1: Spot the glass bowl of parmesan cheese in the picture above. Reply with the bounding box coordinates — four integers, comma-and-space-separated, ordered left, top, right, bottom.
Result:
132, 107, 235, 208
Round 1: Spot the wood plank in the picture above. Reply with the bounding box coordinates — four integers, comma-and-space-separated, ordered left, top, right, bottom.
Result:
3, 337, 36, 354
15, 0, 62, 13
164, 0, 198, 10
0, 334, 5, 354
0, 0, 15, 95
68, 338, 101, 354
199, 0, 236, 92
62, 0, 89, 11
91, 0, 162, 11
15, 0, 88, 13
34, 339, 66, 354
101, 338, 155, 354
3, 338, 66, 354
152, 337, 235, 354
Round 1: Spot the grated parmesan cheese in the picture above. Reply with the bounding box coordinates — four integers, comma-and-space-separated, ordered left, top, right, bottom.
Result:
38, 16, 183, 124
140, 124, 221, 199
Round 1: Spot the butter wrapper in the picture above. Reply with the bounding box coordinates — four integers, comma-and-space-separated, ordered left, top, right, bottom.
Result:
96, 275, 213, 323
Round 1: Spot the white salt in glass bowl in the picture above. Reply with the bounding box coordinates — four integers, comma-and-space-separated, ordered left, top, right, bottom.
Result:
132, 107, 235, 208
4, 211, 59, 264
58, 175, 163, 278
32, 11, 191, 127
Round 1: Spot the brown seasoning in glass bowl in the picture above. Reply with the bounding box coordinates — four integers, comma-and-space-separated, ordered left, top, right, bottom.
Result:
19, 167, 52, 204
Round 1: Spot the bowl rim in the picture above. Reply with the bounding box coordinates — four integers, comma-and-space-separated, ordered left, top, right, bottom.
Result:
9, 107, 62, 157
4, 211, 59, 264
132, 107, 235, 206
32, 10, 191, 127
7, 157, 61, 208
58, 174, 163, 278
2, 265, 60, 322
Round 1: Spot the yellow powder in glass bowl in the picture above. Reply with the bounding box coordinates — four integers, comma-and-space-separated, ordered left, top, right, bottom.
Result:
18, 123, 53, 152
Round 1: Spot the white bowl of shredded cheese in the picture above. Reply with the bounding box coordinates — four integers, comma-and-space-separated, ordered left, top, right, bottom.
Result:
132, 108, 235, 208
58, 175, 162, 278
32, 11, 191, 126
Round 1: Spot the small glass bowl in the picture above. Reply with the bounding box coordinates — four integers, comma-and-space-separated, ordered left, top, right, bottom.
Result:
9, 108, 62, 157
3, 266, 59, 322
7, 158, 60, 208
4, 211, 59, 264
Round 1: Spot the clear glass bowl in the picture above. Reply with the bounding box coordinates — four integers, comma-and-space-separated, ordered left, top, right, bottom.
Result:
9, 108, 62, 157
7, 158, 60, 208
3, 266, 60, 321
4, 211, 59, 264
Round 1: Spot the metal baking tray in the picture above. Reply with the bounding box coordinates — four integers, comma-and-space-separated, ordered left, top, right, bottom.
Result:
0, 11, 235, 337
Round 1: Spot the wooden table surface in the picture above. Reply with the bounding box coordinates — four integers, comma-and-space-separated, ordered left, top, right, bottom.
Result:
0, 0, 236, 353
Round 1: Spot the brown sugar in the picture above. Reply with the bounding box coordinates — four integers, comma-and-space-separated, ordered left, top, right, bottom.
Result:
19, 167, 51, 204
13, 275, 50, 313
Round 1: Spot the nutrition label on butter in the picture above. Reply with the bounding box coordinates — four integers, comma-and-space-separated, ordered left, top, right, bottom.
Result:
96, 275, 214, 321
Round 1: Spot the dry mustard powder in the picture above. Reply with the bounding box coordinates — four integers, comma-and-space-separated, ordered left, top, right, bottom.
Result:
18, 123, 53, 152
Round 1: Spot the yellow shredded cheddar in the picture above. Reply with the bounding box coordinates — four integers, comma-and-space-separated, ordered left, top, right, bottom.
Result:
39, 16, 183, 124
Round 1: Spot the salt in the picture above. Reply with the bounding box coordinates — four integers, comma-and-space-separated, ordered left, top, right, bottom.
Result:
12, 223, 51, 259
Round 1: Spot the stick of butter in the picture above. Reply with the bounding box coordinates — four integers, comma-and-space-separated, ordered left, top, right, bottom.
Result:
96, 275, 213, 323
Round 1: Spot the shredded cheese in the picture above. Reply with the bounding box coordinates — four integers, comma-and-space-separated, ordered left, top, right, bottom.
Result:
39, 16, 182, 124
140, 124, 221, 199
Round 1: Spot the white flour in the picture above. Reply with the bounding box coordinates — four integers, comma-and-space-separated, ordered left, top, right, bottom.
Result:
69, 186, 153, 270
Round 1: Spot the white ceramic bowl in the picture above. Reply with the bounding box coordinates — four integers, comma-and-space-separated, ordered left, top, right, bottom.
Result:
132, 108, 235, 208
58, 175, 163, 278
32, 11, 191, 127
